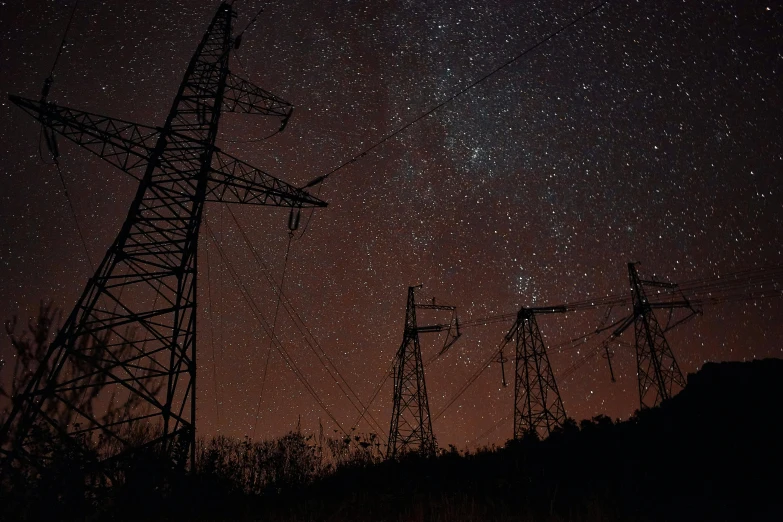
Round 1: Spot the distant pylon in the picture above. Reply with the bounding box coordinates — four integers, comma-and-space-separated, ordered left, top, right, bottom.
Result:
387, 286, 459, 458
627, 263, 687, 408
502, 307, 567, 440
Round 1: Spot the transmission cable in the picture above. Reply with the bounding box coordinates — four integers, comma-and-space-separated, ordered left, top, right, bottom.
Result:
224, 206, 388, 439
300, 0, 611, 190
45, 0, 80, 85
349, 360, 394, 438
204, 218, 349, 436
432, 265, 783, 424
292, 0, 611, 239
204, 231, 222, 431
433, 337, 507, 422
251, 231, 293, 438
450, 263, 783, 333
557, 332, 615, 382
34, 0, 94, 272
234, 0, 277, 43
470, 412, 511, 448
434, 306, 619, 422
53, 163, 95, 272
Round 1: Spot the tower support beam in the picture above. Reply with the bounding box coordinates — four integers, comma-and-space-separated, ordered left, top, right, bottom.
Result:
503, 307, 567, 440
627, 263, 687, 408
387, 286, 459, 458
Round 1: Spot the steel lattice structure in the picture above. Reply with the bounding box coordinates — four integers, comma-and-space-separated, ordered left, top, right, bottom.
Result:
627, 263, 687, 408
1, 2, 325, 476
502, 307, 567, 440
387, 286, 459, 458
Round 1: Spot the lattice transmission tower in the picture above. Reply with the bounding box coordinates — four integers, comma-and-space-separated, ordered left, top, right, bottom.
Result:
499, 307, 567, 440
387, 286, 460, 458
1, 2, 325, 476
622, 263, 688, 408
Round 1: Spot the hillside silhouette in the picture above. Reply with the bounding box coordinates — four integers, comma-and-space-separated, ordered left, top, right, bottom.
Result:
244, 358, 783, 522
3, 358, 782, 521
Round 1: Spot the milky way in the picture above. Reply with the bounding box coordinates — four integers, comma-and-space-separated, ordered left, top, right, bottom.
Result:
1, 0, 781, 448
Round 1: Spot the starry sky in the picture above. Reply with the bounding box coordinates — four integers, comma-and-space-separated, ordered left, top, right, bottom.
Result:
0, 0, 781, 449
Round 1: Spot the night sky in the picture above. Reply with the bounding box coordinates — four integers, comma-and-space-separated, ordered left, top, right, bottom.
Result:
1, 0, 781, 449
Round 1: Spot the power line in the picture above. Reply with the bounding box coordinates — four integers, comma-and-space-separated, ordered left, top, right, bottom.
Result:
433, 337, 506, 422
452, 264, 783, 333
204, 229, 221, 431
34, 0, 94, 273
54, 163, 95, 273
223, 206, 388, 440
301, 0, 612, 190
251, 232, 293, 439
46, 0, 80, 80
433, 264, 783, 422
292, 0, 611, 240
204, 218, 349, 437
470, 413, 511, 448
350, 361, 394, 440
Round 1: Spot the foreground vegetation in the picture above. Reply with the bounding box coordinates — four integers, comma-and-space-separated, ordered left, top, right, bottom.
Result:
1, 306, 781, 520
2, 358, 781, 521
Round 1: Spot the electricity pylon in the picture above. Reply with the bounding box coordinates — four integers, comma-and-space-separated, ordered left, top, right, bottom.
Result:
499, 307, 567, 440
387, 286, 460, 458
1, 2, 325, 477
612, 263, 689, 408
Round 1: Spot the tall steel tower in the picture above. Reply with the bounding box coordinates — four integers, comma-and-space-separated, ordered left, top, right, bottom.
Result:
626, 263, 688, 408
500, 307, 567, 440
387, 286, 459, 458
1, 2, 326, 476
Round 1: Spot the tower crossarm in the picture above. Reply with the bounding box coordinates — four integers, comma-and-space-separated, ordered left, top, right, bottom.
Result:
222, 71, 293, 124
413, 299, 461, 353
8, 94, 159, 180
416, 324, 453, 333
639, 279, 678, 289
504, 305, 567, 342
523, 306, 569, 316
647, 300, 692, 310
415, 304, 457, 311
9, 94, 324, 209
208, 150, 327, 207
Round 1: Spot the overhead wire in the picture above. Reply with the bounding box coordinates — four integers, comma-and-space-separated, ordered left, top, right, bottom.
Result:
435, 265, 783, 423
470, 413, 512, 448
434, 307, 616, 422
218, 0, 780, 439
46, 0, 80, 81
223, 206, 388, 440
448, 264, 783, 334
34, 0, 94, 273
300, 0, 612, 189
349, 360, 394, 441
556, 332, 616, 382
234, 0, 275, 42
434, 308, 649, 422
432, 335, 508, 422
204, 217, 349, 437
204, 229, 222, 431
467, 333, 618, 447
292, 0, 612, 239
251, 231, 293, 438
53, 163, 95, 273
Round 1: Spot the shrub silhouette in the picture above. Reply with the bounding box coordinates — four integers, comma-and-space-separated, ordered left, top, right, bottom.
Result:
3, 309, 781, 522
